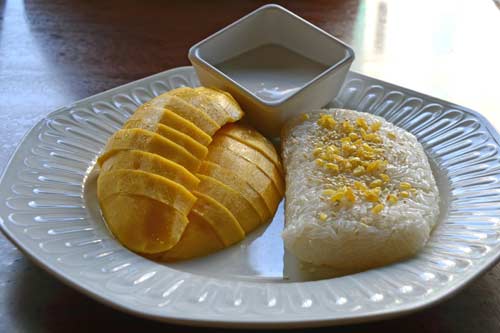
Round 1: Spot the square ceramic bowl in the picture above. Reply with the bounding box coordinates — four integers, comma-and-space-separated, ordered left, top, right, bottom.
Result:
189, 4, 355, 137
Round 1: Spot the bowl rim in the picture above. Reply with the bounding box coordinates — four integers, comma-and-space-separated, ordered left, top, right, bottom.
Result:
188, 4, 355, 107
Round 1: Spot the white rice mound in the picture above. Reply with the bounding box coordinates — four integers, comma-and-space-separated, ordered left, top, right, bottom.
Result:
281, 109, 440, 271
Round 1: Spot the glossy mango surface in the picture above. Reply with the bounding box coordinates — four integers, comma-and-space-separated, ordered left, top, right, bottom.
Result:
97, 88, 283, 261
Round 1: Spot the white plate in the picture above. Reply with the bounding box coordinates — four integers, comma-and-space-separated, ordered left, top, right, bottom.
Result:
1, 66, 500, 328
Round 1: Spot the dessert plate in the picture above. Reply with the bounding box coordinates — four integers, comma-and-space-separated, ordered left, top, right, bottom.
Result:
1, 66, 500, 328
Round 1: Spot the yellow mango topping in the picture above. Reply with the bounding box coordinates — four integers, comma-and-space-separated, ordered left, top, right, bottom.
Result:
364, 133, 382, 144
361, 143, 375, 154
316, 158, 325, 167
371, 121, 382, 132
354, 181, 367, 191
359, 128, 368, 139
317, 114, 336, 129
326, 163, 340, 173
400, 182, 412, 190
323, 189, 336, 197
345, 187, 356, 203
311, 112, 411, 212
326, 145, 339, 155
330, 190, 344, 202
331, 153, 345, 163
341, 142, 356, 156
356, 117, 369, 130
319, 212, 327, 221
380, 173, 390, 182
340, 137, 351, 144
349, 132, 359, 141
364, 188, 381, 202
341, 160, 353, 171
313, 147, 323, 157
349, 157, 362, 167
369, 179, 383, 188
371, 203, 384, 214
342, 120, 354, 133
387, 194, 398, 204
367, 160, 384, 173
352, 165, 365, 176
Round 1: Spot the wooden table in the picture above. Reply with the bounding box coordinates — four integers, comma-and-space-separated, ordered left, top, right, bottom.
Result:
1, 1, 500, 331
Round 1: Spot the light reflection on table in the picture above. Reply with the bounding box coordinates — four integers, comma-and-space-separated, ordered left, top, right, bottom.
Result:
348, 0, 500, 128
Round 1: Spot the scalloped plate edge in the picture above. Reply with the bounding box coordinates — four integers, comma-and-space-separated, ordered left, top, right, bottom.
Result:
0, 66, 499, 328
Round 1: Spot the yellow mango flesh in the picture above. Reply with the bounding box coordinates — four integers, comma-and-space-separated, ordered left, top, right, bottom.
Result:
219, 123, 282, 171
97, 169, 196, 215
100, 150, 199, 191
194, 87, 244, 121
168, 87, 231, 127
198, 161, 271, 223
101, 194, 188, 254
97, 89, 284, 262
191, 191, 245, 246
151, 212, 224, 261
211, 136, 285, 195
98, 128, 200, 172
196, 174, 261, 233
206, 147, 282, 215
146, 94, 220, 135
124, 120, 207, 159
128, 106, 212, 146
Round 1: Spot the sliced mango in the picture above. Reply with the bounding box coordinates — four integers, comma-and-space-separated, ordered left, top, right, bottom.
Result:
97, 169, 196, 215
198, 161, 270, 223
98, 128, 200, 172
152, 211, 224, 261
97, 87, 283, 262
191, 191, 245, 247
196, 174, 261, 233
100, 150, 199, 191
219, 123, 282, 171
124, 120, 207, 159
146, 94, 220, 135
128, 106, 211, 146
195, 87, 244, 121
206, 147, 282, 215
168, 87, 241, 126
211, 136, 285, 195
101, 194, 188, 254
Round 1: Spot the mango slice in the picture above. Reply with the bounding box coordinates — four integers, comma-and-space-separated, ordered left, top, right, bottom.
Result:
101, 194, 188, 254
218, 123, 282, 171
206, 147, 282, 215
98, 128, 200, 172
128, 106, 212, 146
97, 88, 282, 262
146, 94, 220, 135
196, 174, 261, 233
198, 161, 271, 223
191, 191, 245, 246
168, 87, 240, 126
97, 169, 196, 215
195, 87, 244, 121
151, 211, 224, 261
211, 136, 285, 195
100, 150, 199, 191
124, 120, 207, 159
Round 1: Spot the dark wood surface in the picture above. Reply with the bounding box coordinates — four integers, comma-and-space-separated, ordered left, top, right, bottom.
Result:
1, 1, 500, 332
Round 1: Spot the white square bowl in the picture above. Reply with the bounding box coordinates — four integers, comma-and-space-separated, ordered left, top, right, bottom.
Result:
189, 4, 355, 137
